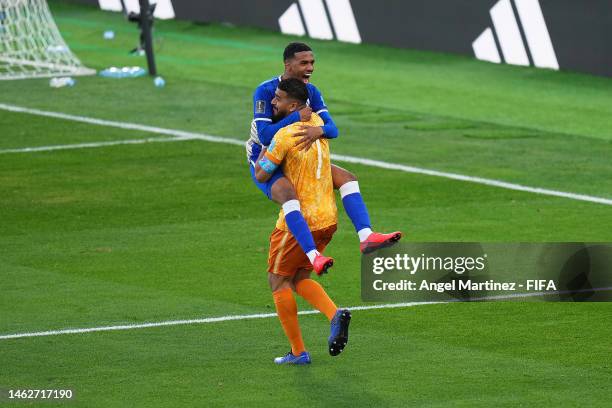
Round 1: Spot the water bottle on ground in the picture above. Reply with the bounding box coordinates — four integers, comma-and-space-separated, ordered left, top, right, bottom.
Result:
99, 66, 146, 78
49, 77, 75, 88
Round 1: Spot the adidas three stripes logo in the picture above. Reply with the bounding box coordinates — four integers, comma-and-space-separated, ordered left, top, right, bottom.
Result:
278, 0, 362, 44
473, 0, 559, 70
98, 0, 557, 71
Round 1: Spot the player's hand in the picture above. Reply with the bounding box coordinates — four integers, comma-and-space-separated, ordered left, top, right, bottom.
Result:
293, 126, 324, 151
299, 106, 312, 122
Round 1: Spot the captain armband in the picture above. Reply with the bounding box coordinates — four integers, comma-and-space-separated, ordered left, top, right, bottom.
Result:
258, 156, 278, 174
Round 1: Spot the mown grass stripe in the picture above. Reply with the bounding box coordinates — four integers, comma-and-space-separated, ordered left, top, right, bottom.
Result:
1, 102, 611, 206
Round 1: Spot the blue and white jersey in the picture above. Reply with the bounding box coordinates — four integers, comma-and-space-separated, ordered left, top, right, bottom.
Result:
245, 75, 333, 164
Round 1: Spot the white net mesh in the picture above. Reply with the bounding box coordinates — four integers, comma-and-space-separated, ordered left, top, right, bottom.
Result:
0, 0, 95, 80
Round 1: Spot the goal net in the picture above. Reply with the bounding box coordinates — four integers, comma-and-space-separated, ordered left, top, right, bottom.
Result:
0, 0, 95, 80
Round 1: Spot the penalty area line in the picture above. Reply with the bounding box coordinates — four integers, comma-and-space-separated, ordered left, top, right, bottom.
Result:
0, 103, 611, 206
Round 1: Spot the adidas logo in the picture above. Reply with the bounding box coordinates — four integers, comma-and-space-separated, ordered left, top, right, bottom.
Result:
473, 0, 558, 70
278, 0, 361, 44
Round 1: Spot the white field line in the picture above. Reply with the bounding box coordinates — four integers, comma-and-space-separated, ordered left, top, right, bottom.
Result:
1, 103, 611, 206
2, 287, 609, 341
0, 103, 244, 147
330, 155, 612, 206
0, 301, 435, 340
0, 137, 182, 153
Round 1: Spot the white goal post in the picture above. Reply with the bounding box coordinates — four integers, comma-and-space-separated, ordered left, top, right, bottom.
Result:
0, 0, 95, 80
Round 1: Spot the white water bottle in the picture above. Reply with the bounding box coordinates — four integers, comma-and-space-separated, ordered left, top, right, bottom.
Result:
49, 77, 75, 88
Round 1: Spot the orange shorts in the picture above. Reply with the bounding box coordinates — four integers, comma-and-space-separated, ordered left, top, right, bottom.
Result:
268, 224, 337, 277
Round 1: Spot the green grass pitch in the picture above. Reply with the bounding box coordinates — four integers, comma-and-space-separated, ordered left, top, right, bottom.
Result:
1, 1, 611, 406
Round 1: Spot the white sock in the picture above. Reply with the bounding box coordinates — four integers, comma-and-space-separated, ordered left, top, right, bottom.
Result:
358, 228, 373, 243
306, 249, 320, 264
282, 200, 319, 264
340, 182, 372, 242
282, 199, 300, 215
339, 180, 360, 198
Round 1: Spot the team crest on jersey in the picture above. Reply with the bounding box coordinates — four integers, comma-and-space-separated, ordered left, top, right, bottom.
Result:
256, 100, 266, 114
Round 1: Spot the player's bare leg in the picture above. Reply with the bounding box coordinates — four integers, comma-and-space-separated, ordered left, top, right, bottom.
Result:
269, 272, 294, 292
270, 177, 333, 274
331, 164, 402, 253
269, 272, 311, 364
269, 176, 297, 205
331, 163, 357, 189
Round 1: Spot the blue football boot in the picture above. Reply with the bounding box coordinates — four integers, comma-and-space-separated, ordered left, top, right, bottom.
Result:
328, 309, 351, 356
274, 351, 312, 365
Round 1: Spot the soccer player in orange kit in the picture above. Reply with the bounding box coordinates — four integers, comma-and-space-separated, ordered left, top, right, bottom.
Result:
255, 78, 351, 364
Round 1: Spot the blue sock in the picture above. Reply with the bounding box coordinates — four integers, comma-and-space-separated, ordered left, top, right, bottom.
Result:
283, 200, 317, 255
340, 181, 371, 233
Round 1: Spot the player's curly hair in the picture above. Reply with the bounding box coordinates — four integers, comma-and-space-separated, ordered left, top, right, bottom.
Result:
283, 42, 312, 61
278, 78, 308, 105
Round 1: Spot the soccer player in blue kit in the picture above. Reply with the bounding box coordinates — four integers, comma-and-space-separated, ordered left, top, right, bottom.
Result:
246, 42, 402, 274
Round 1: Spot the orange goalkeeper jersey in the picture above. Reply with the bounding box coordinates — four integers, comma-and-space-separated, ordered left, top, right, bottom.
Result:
264, 112, 337, 232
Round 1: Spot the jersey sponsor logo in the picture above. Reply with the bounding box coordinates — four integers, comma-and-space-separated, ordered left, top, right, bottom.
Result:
472, 0, 559, 70
255, 100, 266, 114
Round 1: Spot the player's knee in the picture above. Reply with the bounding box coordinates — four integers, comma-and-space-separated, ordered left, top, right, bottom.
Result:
336, 173, 357, 189
343, 170, 357, 183
332, 166, 357, 189
293, 270, 312, 287
270, 177, 297, 203
268, 273, 292, 292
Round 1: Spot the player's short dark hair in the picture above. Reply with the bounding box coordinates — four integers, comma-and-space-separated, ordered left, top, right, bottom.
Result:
283, 42, 312, 61
278, 78, 308, 105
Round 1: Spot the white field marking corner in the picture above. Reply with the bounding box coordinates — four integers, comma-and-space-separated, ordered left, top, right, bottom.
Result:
0, 103, 611, 206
